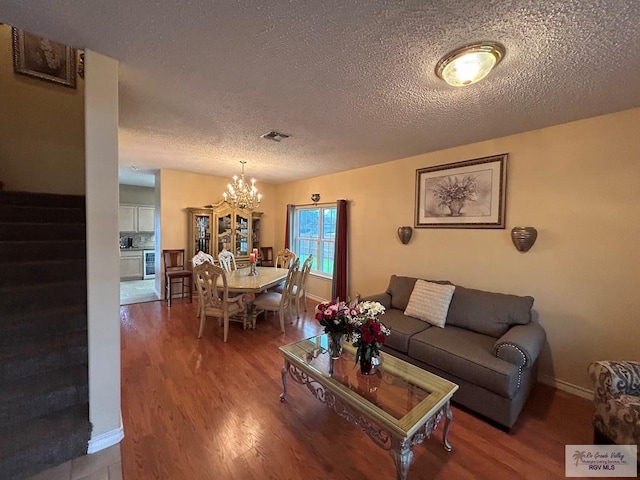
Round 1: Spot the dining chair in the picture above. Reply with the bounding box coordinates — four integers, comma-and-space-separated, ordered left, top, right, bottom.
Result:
260, 246, 274, 267
275, 248, 296, 269
162, 249, 192, 307
193, 262, 246, 341
292, 254, 313, 319
191, 250, 216, 317
218, 248, 237, 272
252, 258, 299, 332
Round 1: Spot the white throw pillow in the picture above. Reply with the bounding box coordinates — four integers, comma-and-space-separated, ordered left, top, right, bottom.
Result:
404, 280, 455, 328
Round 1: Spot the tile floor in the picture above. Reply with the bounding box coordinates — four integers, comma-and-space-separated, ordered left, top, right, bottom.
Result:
120, 279, 159, 305
26, 444, 122, 480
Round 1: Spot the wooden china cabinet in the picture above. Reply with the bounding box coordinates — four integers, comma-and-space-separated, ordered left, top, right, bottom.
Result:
187, 201, 262, 267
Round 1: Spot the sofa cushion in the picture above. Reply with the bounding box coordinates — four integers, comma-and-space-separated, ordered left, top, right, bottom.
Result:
378, 308, 430, 354
386, 275, 418, 311
446, 286, 534, 338
408, 325, 521, 399
386, 275, 451, 311
404, 280, 455, 328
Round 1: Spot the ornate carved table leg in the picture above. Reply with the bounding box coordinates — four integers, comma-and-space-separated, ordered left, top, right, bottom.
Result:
279, 360, 289, 402
442, 401, 453, 452
390, 438, 414, 480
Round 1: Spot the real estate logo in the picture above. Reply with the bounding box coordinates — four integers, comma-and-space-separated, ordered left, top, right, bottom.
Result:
565, 445, 637, 477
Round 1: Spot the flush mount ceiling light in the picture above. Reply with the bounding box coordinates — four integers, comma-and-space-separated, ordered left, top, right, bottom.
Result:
435, 42, 505, 87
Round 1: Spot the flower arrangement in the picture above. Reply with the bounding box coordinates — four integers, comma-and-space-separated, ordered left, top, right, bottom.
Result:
315, 299, 359, 335
351, 301, 390, 366
315, 299, 390, 367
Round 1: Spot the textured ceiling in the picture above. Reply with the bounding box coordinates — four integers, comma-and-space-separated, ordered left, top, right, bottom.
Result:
2, 1, 640, 186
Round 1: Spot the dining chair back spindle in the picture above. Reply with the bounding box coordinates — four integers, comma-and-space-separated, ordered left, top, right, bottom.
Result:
275, 248, 296, 269
292, 254, 313, 319
218, 248, 237, 272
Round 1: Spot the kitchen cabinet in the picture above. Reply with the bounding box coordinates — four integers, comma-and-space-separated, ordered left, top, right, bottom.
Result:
120, 249, 143, 280
119, 205, 155, 232
187, 202, 261, 266
137, 206, 155, 232
119, 205, 137, 232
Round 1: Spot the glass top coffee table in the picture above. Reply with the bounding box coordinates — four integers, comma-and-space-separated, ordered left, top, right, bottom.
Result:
279, 334, 459, 480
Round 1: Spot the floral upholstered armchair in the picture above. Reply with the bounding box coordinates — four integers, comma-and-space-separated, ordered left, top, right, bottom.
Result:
588, 360, 640, 445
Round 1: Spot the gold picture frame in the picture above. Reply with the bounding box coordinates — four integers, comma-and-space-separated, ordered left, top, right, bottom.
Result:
12, 27, 77, 89
415, 154, 508, 229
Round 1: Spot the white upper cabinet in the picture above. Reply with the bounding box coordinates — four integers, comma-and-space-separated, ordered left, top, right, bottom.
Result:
137, 206, 155, 232
119, 205, 155, 232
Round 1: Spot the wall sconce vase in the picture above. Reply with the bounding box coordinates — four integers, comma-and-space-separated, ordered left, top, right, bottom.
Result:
397, 226, 413, 245
511, 226, 537, 252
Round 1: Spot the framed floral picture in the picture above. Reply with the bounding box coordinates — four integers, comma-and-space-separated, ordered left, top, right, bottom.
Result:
12, 27, 77, 88
415, 154, 508, 228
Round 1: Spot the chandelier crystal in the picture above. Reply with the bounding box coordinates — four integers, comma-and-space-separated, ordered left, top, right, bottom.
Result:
223, 161, 262, 210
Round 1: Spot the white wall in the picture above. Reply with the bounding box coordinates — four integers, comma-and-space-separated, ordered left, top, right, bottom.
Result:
85, 49, 122, 450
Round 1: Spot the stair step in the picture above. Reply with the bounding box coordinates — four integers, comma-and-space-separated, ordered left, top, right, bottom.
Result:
0, 403, 91, 480
0, 280, 86, 317
0, 222, 86, 241
0, 191, 85, 208
0, 205, 85, 224
0, 305, 87, 342
0, 365, 88, 429
0, 259, 86, 288
0, 240, 86, 262
0, 331, 88, 382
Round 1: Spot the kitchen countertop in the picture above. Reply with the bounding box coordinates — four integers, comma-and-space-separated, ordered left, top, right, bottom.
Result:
119, 247, 154, 251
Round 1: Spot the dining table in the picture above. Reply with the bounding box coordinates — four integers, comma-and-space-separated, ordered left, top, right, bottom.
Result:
218, 266, 289, 328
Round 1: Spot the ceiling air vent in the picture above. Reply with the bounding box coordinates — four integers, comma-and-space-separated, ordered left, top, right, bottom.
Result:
260, 131, 290, 142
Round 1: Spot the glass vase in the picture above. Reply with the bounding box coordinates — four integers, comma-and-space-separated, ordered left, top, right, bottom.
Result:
327, 332, 344, 359
359, 355, 373, 375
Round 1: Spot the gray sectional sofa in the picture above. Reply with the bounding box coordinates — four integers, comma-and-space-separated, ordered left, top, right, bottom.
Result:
364, 275, 546, 429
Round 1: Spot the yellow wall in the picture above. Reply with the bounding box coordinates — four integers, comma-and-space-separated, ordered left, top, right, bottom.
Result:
157, 168, 278, 290
0, 25, 85, 194
274, 108, 640, 393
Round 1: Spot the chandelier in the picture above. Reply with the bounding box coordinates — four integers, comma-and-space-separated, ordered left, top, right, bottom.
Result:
223, 161, 262, 210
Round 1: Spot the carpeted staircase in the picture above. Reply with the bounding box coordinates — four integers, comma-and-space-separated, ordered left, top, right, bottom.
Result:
0, 191, 91, 480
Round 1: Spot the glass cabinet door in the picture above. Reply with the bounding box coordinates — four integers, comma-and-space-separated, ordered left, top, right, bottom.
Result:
187, 208, 214, 265
235, 212, 250, 256
217, 212, 233, 254
193, 214, 211, 255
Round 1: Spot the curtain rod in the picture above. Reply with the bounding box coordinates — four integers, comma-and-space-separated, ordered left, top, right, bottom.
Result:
290, 200, 349, 207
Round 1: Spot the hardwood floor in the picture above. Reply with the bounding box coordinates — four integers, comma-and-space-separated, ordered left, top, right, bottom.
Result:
120, 299, 594, 480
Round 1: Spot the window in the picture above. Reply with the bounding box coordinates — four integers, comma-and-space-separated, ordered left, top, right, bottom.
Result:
292, 205, 336, 277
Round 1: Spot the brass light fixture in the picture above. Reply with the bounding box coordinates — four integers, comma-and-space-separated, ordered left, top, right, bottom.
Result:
223, 161, 262, 210
435, 42, 505, 87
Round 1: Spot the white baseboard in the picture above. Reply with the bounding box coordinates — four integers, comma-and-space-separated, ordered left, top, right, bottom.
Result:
88, 421, 124, 454
539, 374, 593, 400
306, 293, 328, 304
